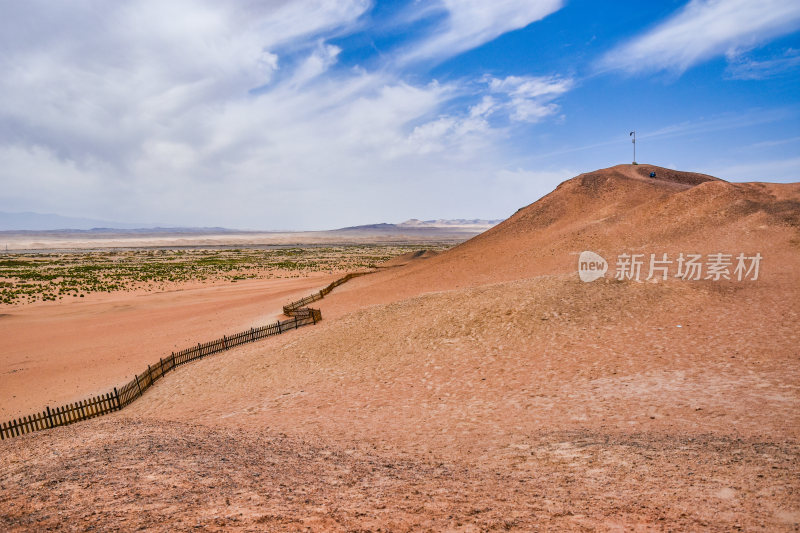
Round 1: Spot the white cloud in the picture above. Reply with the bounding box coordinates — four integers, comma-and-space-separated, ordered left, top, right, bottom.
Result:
0, 0, 372, 164
401, 0, 563, 64
640, 107, 796, 141
488, 75, 573, 122
0, 0, 570, 229
287, 43, 343, 87
746, 135, 800, 149
396, 75, 573, 158
253, 0, 372, 48
725, 48, 800, 79
599, 0, 800, 74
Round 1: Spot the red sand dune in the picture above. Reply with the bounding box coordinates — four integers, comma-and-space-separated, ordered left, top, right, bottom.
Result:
2, 164, 799, 531
317, 163, 799, 317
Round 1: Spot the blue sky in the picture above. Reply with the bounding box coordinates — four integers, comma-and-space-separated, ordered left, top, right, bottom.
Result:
1, 0, 799, 229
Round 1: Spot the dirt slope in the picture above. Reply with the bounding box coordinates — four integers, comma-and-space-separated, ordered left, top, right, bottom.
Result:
317, 163, 799, 318
2, 164, 799, 531
377, 249, 439, 268
3, 417, 796, 531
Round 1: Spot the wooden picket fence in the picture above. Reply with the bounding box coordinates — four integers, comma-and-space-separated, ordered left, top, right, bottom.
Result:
1, 271, 369, 440
282, 271, 370, 315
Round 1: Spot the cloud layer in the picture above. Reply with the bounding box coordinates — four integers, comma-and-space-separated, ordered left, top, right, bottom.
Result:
2, 1, 797, 229
599, 0, 800, 74
0, 0, 572, 228
399, 0, 563, 64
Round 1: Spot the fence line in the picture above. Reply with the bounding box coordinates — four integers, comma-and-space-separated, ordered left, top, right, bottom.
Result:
282, 271, 371, 316
1, 270, 370, 440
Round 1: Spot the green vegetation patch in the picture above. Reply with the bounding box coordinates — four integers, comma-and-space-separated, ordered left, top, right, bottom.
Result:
0, 245, 450, 305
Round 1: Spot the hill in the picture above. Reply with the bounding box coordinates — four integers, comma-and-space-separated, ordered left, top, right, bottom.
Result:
310, 163, 799, 316
3, 164, 798, 531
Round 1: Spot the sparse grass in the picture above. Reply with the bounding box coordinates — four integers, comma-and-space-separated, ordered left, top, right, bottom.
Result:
0, 245, 450, 305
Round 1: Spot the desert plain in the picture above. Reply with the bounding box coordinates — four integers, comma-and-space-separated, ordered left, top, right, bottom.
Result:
1, 164, 799, 531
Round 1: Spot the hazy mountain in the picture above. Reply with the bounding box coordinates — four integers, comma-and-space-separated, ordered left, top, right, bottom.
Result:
0, 211, 154, 231
0, 211, 502, 234
331, 219, 502, 233
398, 218, 503, 227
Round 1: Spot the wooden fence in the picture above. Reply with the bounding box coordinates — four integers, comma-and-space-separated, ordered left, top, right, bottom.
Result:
282, 271, 371, 315
1, 270, 370, 440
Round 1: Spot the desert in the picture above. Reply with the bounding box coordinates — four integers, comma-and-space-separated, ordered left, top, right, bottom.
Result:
1, 164, 798, 531
3, 2, 800, 530
0, 245, 448, 418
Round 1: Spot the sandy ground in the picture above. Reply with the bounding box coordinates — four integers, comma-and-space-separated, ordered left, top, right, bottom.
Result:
127, 275, 800, 448
0, 273, 340, 418
1, 165, 799, 530
111, 274, 798, 531
2, 274, 798, 531
2, 417, 796, 531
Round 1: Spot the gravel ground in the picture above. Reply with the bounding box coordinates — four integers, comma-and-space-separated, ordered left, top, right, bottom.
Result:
1, 419, 797, 532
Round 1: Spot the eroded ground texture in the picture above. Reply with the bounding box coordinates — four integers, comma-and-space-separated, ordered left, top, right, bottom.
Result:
2, 165, 799, 531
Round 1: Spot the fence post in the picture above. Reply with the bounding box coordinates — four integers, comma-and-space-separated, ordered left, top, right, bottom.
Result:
250, 327, 255, 341
114, 387, 121, 410
135, 373, 143, 395
46, 406, 54, 428
223, 335, 228, 349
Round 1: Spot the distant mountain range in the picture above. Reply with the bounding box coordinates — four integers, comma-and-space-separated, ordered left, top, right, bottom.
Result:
0, 211, 502, 233
0, 211, 153, 231
334, 219, 502, 233
0, 211, 239, 233
398, 218, 503, 227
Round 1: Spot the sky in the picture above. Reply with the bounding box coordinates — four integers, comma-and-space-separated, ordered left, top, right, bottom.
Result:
1, 0, 799, 230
